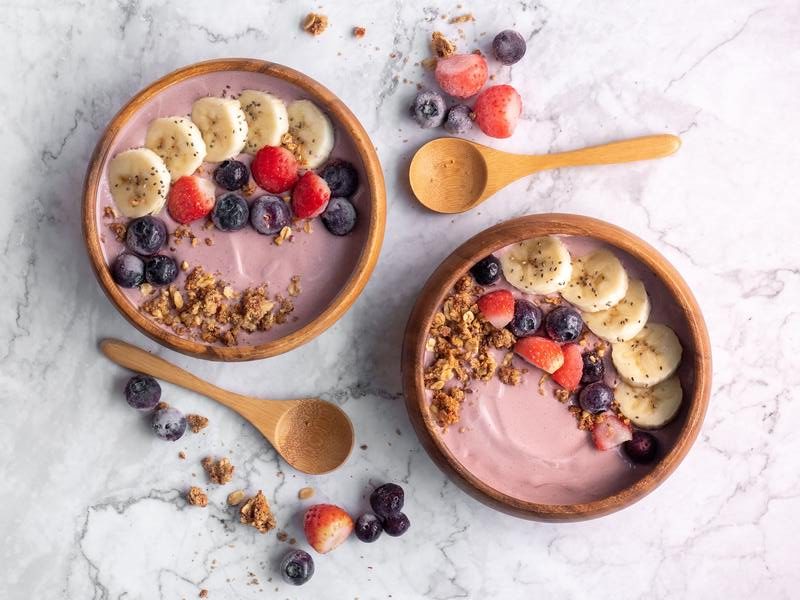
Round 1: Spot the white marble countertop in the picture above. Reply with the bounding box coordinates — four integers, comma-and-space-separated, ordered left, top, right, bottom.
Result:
2, 1, 799, 598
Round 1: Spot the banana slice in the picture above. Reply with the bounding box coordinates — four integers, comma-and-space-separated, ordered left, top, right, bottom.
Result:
287, 99, 334, 168
499, 236, 573, 295
239, 90, 289, 153
190, 97, 248, 162
582, 279, 650, 343
561, 249, 629, 313
616, 375, 683, 429
611, 323, 682, 388
144, 116, 207, 179
107, 148, 171, 217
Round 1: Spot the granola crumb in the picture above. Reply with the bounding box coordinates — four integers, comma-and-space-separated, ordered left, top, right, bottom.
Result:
431, 31, 456, 57
178, 451, 187, 460
353, 26, 366, 38
108, 222, 127, 242
498, 364, 522, 386
204, 237, 214, 246
239, 490, 276, 533
554, 388, 570, 403
227, 489, 246, 506
538, 373, 548, 396
139, 283, 154, 297
276, 530, 289, 542
298, 487, 315, 500
187, 486, 208, 507
302, 12, 328, 36
287, 276, 301, 297
103, 206, 116, 219
155, 401, 170, 410
449, 13, 475, 24
199, 589, 208, 598
421, 57, 438, 70
202, 456, 235, 485
187, 414, 209, 433
488, 328, 515, 349
569, 406, 598, 430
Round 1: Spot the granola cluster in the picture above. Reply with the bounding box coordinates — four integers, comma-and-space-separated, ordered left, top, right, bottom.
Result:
202, 456, 235, 485
239, 490, 276, 533
186, 486, 208, 507
302, 12, 328, 36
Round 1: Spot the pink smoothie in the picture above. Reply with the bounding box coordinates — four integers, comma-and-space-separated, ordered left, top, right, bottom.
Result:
427, 236, 693, 505
95, 70, 370, 345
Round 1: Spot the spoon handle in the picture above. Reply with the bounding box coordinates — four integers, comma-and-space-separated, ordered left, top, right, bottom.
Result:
527, 134, 681, 171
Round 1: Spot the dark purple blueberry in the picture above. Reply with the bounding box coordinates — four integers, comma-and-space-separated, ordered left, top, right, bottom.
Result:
382, 512, 410, 537
144, 255, 178, 286
125, 216, 166, 256
508, 299, 542, 338
152, 407, 187, 441
579, 382, 614, 414
111, 253, 145, 288
280, 549, 314, 586
492, 29, 527, 65
124, 375, 161, 411
354, 513, 383, 543
370, 483, 404, 517
320, 160, 359, 197
410, 90, 446, 128
623, 431, 659, 464
470, 255, 502, 285
213, 159, 250, 191
212, 193, 249, 231
444, 104, 473, 134
581, 351, 605, 384
250, 195, 291, 235
321, 197, 357, 236
544, 307, 583, 343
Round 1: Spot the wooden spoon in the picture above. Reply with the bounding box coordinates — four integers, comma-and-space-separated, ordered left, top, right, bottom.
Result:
100, 339, 354, 475
409, 134, 681, 214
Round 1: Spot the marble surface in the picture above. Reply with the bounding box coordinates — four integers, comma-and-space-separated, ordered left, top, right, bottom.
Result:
2, 0, 799, 598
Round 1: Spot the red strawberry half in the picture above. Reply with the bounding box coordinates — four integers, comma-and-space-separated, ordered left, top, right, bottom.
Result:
167, 175, 216, 224
591, 413, 633, 451
304, 503, 354, 554
251, 145, 299, 193
292, 171, 331, 219
514, 336, 564, 373
435, 53, 488, 98
551, 343, 583, 391
474, 84, 523, 138
477, 289, 514, 329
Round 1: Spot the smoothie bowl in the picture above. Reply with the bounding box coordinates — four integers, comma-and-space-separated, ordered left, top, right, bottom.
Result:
402, 214, 711, 521
83, 59, 385, 360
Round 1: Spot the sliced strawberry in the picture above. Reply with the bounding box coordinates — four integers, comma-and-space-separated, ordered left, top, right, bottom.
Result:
292, 171, 331, 219
551, 343, 583, 391
591, 413, 633, 451
473, 84, 523, 138
435, 53, 488, 98
514, 336, 564, 373
167, 175, 216, 224
304, 504, 354, 554
477, 289, 514, 329
251, 146, 299, 193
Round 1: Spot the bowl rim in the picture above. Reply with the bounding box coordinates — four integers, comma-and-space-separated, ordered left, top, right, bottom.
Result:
83, 58, 386, 361
401, 213, 712, 521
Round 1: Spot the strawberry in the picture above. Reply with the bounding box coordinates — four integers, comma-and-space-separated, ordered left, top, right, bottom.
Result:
292, 171, 331, 219
551, 343, 583, 391
591, 412, 633, 450
477, 289, 514, 329
514, 336, 564, 373
473, 84, 523, 138
434, 53, 488, 99
303, 504, 354, 554
167, 175, 216, 224
251, 146, 299, 193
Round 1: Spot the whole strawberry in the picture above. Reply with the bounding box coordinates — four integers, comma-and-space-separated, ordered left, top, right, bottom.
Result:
303, 504, 353, 554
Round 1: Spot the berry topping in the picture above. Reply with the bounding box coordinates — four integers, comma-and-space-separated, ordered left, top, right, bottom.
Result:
544, 306, 584, 343
551, 343, 583, 391
508, 299, 542, 338
591, 412, 633, 451
251, 145, 299, 193
111, 253, 145, 288
370, 483, 404, 517
125, 216, 166, 256
444, 104, 474, 134
410, 90, 446, 128
382, 512, 411, 537
280, 549, 314, 586
354, 513, 383, 543
623, 430, 659, 464
213, 159, 250, 191
581, 351, 605, 384
434, 53, 489, 98
321, 197, 357, 236
250, 195, 291, 235
473, 84, 522, 138
124, 374, 161, 411
320, 159, 359, 197
470, 254, 502, 285
211, 193, 249, 231
152, 406, 187, 441
492, 29, 527, 65
167, 175, 216, 224
292, 171, 331, 219
477, 289, 515, 329
304, 504, 354, 554
144, 255, 178, 286
579, 382, 614, 414
514, 336, 564, 373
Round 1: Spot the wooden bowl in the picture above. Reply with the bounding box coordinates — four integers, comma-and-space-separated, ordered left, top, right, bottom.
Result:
402, 214, 711, 521
83, 59, 386, 361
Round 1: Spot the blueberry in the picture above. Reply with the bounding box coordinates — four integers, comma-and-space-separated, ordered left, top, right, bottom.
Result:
370, 482, 404, 517
579, 382, 614, 414
623, 431, 659, 464
111, 253, 145, 288
410, 90, 446, 128
470, 255, 502, 285
321, 160, 359, 197
124, 375, 161, 411
354, 513, 383, 543
211, 193, 249, 231
492, 29, 527, 65
444, 104, 473, 134
125, 216, 167, 256
321, 197, 357, 236
152, 407, 187, 441
250, 195, 291, 235
382, 512, 410, 537
508, 299, 542, 338
544, 307, 583, 343
213, 159, 250, 191
144, 255, 178, 286
280, 549, 314, 586
581, 351, 605, 384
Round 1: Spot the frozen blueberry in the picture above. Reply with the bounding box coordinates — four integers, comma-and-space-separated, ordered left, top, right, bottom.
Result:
125, 216, 166, 256
370, 482, 404, 517
250, 195, 291, 235
152, 406, 187, 441
111, 253, 145, 288
544, 307, 583, 343
508, 299, 542, 338
382, 512, 410, 537
144, 255, 178, 286
579, 382, 614, 414
355, 513, 383, 543
321, 160, 359, 197
410, 90, 446, 128
470, 255, 502, 285
280, 549, 314, 586
444, 104, 473, 134
124, 375, 161, 411
211, 193, 249, 231
492, 29, 527, 65
623, 431, 659, 464
213, 159, 249, 191
321, 197, 357, 236
581, 351, 605, 384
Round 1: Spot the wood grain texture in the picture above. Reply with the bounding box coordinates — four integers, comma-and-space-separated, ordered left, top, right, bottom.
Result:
83, 59, 386, 361
401, 214, 711, 521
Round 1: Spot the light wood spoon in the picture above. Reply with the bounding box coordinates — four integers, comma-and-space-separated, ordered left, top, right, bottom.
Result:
100, 339, 354, 475
409, 134, 681, 213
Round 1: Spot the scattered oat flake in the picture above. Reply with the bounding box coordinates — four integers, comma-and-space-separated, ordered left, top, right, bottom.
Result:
421, 57, 438, 70
298, 487, 315, 500
139, 283, 154, 297
180, 260, 189, 271
302, 12, 328, 36
449, 13, 474, 23
288, 276, 302, 297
